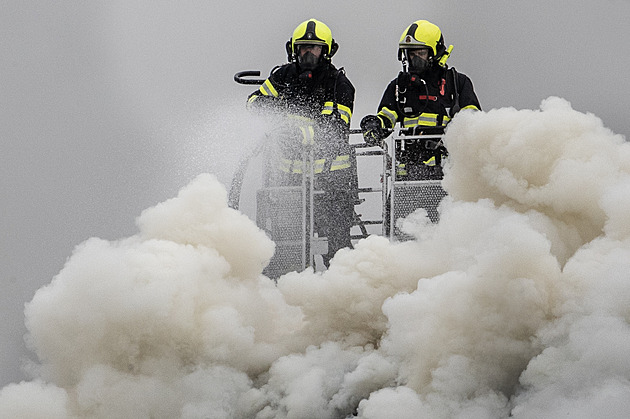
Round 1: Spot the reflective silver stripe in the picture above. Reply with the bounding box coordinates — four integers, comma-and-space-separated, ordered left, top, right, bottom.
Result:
300, 125, 315, 145
337, 103, 352, 116
322, 102, 353, 125
336, 103, 352, 125
292, 159, 324, 174
313, 159, 325, 174
259, 79, 278, 97
279, 158, 292, 173
293, 160, 304, 174
402, 117, 418, 127
322, 103, 335, 113
337, 107, 352, 124
402, 113, 440, 127
278, 156, 350, 174
288, 114, 315, 124
379, 107, 397, 127
330, 155, 350, 171
339, 109, 352, 125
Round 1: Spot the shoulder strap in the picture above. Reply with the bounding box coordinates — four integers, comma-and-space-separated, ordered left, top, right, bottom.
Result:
330, 67, 344, 112
448, 67, 461, 116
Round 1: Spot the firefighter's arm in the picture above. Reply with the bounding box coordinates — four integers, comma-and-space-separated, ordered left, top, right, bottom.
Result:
320, 75, 355, 140
321, 76, 354, 127
246, 65, 297, 111
456, 73, 481, 112
361, 82, 397, 146
246, 76, 283, 110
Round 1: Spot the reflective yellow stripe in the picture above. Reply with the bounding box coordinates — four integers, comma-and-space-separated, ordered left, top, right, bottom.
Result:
277, 156, 350, 174
461, 105, 479, 111
300, 125, 315, 145
288, 114, 315, 124
279, 158, 292, 173
321, 102, 353, 125
403, 113, 440, 127
402, 112, 452, 127
423, 156, 436, 166
259, 79, 278, 97
313, 159, 325, 173
330, 155, 350, 171
288, 159, 325, 174
321, 103, 334, 114
378, 107, 397, 127
337, 104, 352, 123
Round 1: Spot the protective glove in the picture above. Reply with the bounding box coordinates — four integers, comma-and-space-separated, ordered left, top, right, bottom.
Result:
360, 115, 385, 147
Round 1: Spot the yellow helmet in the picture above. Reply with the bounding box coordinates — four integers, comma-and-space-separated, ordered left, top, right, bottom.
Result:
285, 19, 338, 63
397, 20, 446, 62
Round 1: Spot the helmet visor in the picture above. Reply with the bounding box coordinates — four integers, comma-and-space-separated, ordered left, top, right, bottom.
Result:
405, 47, 431, 60
296, 44, 323, 56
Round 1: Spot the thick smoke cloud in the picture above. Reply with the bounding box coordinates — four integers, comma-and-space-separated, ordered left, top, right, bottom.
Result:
1, 98, 630, 418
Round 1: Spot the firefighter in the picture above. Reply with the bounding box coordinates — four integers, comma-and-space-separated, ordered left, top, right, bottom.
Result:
361, 19, 481, 180
247, 18, 357, 267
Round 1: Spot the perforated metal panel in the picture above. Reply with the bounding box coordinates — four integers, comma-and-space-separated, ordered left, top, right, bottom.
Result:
265, 242, 304, 279
392, 180, 447, 240
256, 187, 305, 278
257, 187, 303, 240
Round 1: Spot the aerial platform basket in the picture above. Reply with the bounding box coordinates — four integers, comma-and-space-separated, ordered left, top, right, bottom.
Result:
231, 70, 448, 277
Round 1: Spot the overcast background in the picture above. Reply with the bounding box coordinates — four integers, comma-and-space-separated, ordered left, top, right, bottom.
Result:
1, 0, 629, 387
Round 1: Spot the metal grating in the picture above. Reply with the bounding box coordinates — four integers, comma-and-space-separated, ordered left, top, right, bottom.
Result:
256, 187, 305, 278
256, 187, 303, 241
392, 180, 447, 240
263, 242, 304, 279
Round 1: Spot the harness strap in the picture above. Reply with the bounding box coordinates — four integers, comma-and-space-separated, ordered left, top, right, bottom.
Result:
449, 67, 461, 116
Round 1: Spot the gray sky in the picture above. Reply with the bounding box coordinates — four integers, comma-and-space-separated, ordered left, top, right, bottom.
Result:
1, 0, 629, 386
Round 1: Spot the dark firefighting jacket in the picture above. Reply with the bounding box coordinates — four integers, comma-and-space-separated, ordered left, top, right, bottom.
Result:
247, 62, 356, 190
376, 66, 480, 129
375, 66, 480, 178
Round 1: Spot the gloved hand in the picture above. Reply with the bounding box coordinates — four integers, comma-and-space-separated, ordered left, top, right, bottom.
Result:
360, 115, 385, 147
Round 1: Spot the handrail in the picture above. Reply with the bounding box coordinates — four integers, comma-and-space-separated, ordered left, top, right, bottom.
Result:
234, 70, 266, 85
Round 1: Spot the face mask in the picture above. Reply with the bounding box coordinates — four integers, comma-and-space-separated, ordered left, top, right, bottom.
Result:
298, 51, 319, 70
408, 55, 429, 75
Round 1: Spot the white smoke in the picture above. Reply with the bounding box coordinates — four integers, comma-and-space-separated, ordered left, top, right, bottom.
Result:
2, 97, 630, 418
